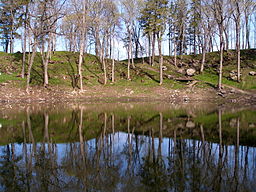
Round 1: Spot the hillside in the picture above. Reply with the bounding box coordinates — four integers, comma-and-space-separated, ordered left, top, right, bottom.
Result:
0, 50, 255, 103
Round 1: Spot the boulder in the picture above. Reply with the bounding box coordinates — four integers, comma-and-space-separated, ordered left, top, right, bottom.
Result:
167, 75, 173, 79
230, 75, 238, 81
229, 118, 237, 128
177, 68, 185, 74
186, 121, 195, 128
249, 123, 255, 128
162, 66, 167, 71
0, 82, 8, 86
249, 71, 256, 76
229, 70, 241, 81
186, 68, 196, 76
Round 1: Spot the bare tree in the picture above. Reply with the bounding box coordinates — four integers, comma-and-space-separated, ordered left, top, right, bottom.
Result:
231, 0, 242, 82
121, 0, 141, 80
243, 0, 255, 49
200, 1, 215, 73
77, 0, 90, 90
26, 0, 64, 92
207, 0, 231, 90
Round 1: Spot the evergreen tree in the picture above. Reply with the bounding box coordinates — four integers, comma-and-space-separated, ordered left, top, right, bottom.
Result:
139, 0, 168, 85
188, 0, 202, 55
0, 0, 26, 53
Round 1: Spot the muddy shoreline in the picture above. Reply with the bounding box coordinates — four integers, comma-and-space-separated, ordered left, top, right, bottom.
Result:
1, 85, 256, 106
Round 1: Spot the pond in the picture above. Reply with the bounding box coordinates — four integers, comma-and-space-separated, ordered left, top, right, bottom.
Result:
0, 102, 255, 192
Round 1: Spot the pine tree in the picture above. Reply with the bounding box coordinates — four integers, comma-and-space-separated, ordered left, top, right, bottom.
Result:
139, 0, 168, 85
0, 0, 26, 53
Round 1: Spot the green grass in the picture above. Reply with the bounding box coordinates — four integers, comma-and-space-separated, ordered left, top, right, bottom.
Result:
0, 50, 255, 90
195, 69, 256, 90
0, 73, 22, 83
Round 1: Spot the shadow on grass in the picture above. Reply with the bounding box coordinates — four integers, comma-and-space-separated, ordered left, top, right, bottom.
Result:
30, 67, 44, 85
66, 55, 78, 89
83, 61, 100, 79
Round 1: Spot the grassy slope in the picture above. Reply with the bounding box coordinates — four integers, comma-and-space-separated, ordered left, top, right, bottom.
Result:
0, 49, 255, 90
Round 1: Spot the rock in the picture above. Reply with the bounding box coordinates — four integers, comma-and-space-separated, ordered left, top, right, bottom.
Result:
249, 123, 255, 128
231, 99, 237, 103
218, 92, 226, 97
186, 68, 196, 76
230, 89, 235, 93
192, 61, 200, 67
167, 75, 173, 79
229, 118, 237, 128
0, 82, 8, 86
220, 90, 227, 94
120, 72, 126, 79
183, 97, 189, 102
249, 71, 256, 76
162, 66, 167, 71
177, 68, 185, 74
98, 77, 105, 84
125, 88, 134, 94
186, 121, 195, 128
229, 70, 241, 81
178, 63, 184, 67
230, 74, 238, 81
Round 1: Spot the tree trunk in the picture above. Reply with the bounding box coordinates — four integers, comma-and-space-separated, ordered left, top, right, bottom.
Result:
242, 23, 245, 49
193, 27, 197, 55
43, 36, 52, 87
148, 34, 152, 65
134, 28, 139, 59
95, 28, 100, 57
78, 1, 87, 91
21, 5, 29, 79
218, 26, 224, 90
5, 40, 9, 53
102, 51, 107, 85
200, 33, 207, 73
10, 9, 14, 54
174, 40, 177, 67
181, 25, 185, 58
168, 21, 172, 56
26, 40, 37, 93
158, 35, 163, 85
21, 32, 27, 79
112, 34, 115, 83
224, 27, 229, 50
127, 41, 131, 80
78, 36, 84, 90
245, 14, 250, 49
236, 4, 241, 82
131, 45, 135, 69
152, 33, 155, 66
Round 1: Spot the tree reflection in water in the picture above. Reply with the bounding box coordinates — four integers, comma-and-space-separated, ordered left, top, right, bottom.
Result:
0, 105, 255, 192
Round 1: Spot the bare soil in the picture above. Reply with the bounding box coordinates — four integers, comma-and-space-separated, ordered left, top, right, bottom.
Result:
0, 82, 255, 105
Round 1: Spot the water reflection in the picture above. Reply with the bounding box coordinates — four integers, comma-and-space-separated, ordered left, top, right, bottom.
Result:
0, 104, 255, 191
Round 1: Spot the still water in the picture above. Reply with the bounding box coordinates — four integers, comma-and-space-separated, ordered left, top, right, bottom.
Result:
0, 102, 255, 192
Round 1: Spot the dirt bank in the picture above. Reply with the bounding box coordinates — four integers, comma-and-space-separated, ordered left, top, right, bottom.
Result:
0, 83, 256, 105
